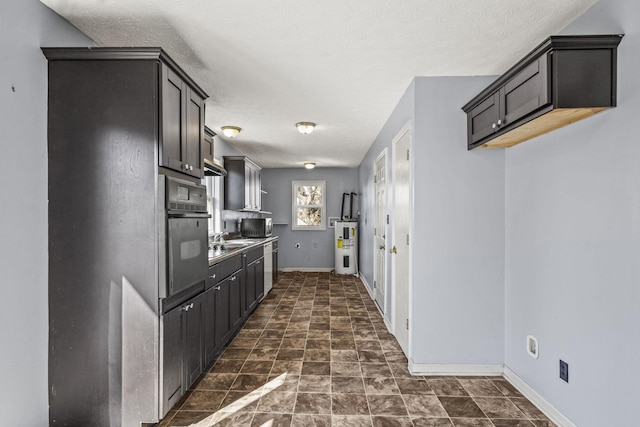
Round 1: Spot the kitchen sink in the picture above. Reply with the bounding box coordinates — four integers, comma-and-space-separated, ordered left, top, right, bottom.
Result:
224, 238, 259, 245
223, 242, 252, 249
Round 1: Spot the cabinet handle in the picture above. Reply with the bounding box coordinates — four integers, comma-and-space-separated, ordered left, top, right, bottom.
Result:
257, 261, 261, 264
183, 163, 189, 170
183, 302, 194, 311
189, 165, 194, 171
215, 286, 221, 291
492, 123, 497, 130
497, 119, 504, 126
230, 276, 236, 281
209, 274, 216, 279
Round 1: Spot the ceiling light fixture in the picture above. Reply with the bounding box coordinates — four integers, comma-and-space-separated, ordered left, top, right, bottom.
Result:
304, 162, 316, 169
296, 122, 315, 134
221, 126, 241, 138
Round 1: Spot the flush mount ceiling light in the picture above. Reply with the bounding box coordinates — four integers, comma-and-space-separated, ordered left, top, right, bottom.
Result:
221, 126, 241, 138
296, 122, 315, 134
304, 162, 316, 169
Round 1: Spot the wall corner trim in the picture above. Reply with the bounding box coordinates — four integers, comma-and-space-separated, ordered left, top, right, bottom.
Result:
503, 366, 577, 427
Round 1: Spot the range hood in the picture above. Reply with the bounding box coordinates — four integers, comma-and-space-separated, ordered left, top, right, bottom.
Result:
204, 160, 227, 177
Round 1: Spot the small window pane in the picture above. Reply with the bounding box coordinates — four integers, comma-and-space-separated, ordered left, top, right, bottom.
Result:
296, 185, 323, 206
296, 207, 322, 226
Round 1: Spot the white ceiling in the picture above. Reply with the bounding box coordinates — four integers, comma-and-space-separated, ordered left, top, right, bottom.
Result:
40, 0, 597, 168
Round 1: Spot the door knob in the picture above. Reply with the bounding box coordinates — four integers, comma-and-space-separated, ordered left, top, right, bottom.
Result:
390, 246, 397, 254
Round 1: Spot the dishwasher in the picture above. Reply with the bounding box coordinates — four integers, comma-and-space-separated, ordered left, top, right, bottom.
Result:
263, 241, 273, 296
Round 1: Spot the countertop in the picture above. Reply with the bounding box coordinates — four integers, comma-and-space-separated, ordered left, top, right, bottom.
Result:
208, 236, 278, 266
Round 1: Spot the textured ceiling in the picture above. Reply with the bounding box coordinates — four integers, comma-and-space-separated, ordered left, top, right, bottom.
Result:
39, 0, 597, 168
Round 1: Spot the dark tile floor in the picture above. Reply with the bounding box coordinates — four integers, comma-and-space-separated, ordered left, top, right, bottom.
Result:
159, 271, 556, 427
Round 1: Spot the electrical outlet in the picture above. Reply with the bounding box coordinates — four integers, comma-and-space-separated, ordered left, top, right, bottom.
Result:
559, 360, 569, 382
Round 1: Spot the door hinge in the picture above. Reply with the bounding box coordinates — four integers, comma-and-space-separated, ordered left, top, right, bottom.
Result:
374, 227, 377, 236
386, 214, 389, 224
406, 234, 409, 245
406, 319, 409, 330
373, 280, 377, 289
406, 149, 410, 161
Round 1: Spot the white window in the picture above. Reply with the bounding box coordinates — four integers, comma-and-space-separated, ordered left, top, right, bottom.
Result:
205, 175, 223, 235
292, 180, 326, 230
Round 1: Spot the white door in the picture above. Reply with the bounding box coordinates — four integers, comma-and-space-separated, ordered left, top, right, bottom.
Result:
392, 122, 412, 355
373, 150, 387, 314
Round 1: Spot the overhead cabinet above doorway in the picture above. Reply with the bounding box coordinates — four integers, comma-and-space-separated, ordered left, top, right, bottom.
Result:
462, 34, 623, 150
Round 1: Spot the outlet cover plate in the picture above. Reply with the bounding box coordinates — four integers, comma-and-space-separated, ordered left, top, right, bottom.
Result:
559, 359, 569, 382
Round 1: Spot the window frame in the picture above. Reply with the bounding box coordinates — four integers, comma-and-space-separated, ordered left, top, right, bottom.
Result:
291, 180, 326, 231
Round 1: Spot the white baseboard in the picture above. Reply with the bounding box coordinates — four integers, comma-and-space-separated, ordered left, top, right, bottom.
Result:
359, 273, 375, 299
359, 273, 393, 331
409, 363, 504, 376
279, 268, 334, 272
503, 366, 577, 427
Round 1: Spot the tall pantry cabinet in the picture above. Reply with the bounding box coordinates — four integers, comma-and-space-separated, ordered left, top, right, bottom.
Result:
44, 48, 207, 426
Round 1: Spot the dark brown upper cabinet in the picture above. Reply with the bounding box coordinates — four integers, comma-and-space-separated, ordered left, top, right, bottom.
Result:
160, 64, 205, 178
462, 35, 623, 150
203, 126, 215, 165
224, 156, 263, 212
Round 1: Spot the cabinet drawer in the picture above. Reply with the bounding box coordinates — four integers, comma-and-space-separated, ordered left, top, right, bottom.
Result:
208, 254, 242, 288
246, 246, 264, 264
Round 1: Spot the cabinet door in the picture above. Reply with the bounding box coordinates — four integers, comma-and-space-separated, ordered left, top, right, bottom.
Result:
203, 286, 217, 368
467, 91, 500, 147
203, 131, 214, 165
254, 168, 262, 211
185, 89, 204, 178
215, 276, 232, 348
502, 55, 551, 127
160, 65, 204, 178
244, 162, 253, 210
255, 257, 265, 302
229, 271, 243, 330
184, 295, 203, 389
161, 305, 184, 416
161, 65, 187, 173
272, 249, 278, 282
245, 260, 257, 314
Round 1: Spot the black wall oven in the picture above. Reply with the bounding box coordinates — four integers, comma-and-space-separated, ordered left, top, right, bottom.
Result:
162, 175, 209, 297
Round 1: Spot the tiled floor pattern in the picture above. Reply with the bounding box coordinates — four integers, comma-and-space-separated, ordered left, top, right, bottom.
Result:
160, 271, 556, 427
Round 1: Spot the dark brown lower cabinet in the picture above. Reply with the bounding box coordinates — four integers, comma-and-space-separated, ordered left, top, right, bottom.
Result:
161, 293, 203, 415
229, 272, 244, 331
161, 305, 183, 416
162, 247, 267, 417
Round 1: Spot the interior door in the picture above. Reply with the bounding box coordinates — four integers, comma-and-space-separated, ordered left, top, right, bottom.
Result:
392, 122, 412, 356
374, 149, 387, 314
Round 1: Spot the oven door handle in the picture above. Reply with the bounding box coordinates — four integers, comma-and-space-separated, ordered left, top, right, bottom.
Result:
167, 212, 212, 219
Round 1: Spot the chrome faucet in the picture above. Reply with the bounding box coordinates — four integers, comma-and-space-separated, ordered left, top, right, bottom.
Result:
210, 232, 228, 251
212, 232, 228, 242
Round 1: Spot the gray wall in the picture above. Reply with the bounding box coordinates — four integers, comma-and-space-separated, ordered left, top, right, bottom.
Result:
504, 0, 640, 425
358, 80, 415, 320
262, 168, 359, 270
411, 77, 505, 365
0, 0, 93, 425
358, 77, 505, 365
